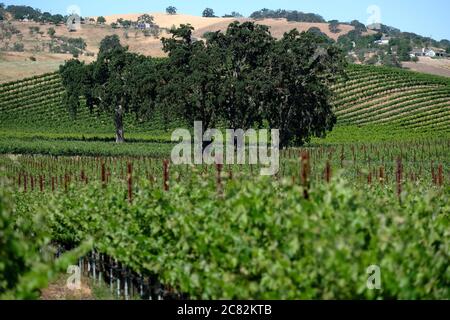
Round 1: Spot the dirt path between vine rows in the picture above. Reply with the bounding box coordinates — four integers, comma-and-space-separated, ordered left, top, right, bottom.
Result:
40, 275, 94, 300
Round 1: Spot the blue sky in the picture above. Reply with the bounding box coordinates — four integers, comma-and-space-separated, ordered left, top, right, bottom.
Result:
3, 0, 450, 40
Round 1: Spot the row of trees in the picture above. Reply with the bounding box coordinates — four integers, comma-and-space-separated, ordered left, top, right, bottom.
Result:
60, 22, 347, 147
250, 8, 326, 23
2, 4, 66, 24
201, 8, 243, 18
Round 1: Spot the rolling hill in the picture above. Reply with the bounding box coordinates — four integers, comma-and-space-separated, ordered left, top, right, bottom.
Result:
97, 12, 356, 41
332, 65, 450, 132
0, 13, 360, 82
1, 64, 449, 140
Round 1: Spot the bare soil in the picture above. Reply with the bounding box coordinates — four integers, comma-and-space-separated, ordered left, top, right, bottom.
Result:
40, 275, 93, 300
403, 57, 450, 78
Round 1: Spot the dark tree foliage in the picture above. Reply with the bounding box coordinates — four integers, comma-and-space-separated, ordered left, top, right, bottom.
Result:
381, 53, 401, 68
439, 39, 450, 47
389, 38, 412, 61
117, 18, 133, 29
38, 12, 52, 23
137, 14, 154, 24
307, 27, 333, 43
97, 16, 106, 24
250, 8, 325, 23
5, 5, 66, 24
47, 27, 55, 38
166, 6, 177, 15
61, 23, 346, 147
6, 5, 40, 20
202, 8, 215, 18
205, 22, 275, 130
328, 20, 341, 34
222, 12, 243, 18
59, 59, 85, 119
350, 20, 367, 33
161, 24, 223, 130
262, 30, 347, 147
161, 22, 346, 147
377, 24, 401, 37
60, 35, 159, 143
337, 30, 382, 51
50, 14, 65, 25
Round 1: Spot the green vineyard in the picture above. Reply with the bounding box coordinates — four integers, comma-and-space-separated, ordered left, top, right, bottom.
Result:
1, 63, 449, 300
0, 73, 159, 134
1, 1, 449, 304
1, 64, 449, 136
1, 139, 448, 299
332, 65, 450, 132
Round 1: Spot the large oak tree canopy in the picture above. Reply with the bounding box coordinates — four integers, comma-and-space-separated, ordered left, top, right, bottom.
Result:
161, 22, 347, 147
60, 35, 159, 143
60, 22, 346, 147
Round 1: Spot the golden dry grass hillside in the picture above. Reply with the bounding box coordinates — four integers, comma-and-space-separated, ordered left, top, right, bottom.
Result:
0, 12, 357, 82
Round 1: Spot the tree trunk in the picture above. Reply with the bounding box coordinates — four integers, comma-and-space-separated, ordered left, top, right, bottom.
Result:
115, 105, 125, 143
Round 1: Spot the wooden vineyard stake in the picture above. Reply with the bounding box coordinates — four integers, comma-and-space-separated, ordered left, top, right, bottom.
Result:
39, 175, 44, 192
379, 166, 384, 185
300, 151, 310, 200
228, 167, 233, 180
101, 162, 106, 187
396, 157, 403, 201
437, 164, 443, 186
325, 161, 331, 183
163, 160, 169, 192
216, 163, 223, 196
64, 174, 68, 192
127, 162, 133, 203
431, 161, 436, 185
367, 172, 372, 185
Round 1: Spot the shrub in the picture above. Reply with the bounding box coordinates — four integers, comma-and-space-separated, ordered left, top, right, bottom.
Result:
97, 16, 106, 24
47, 27, 55, 38
12, 42, 24, 52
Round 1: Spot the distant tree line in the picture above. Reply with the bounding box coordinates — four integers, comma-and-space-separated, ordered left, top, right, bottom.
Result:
200, 8, 243, 18
3, 5, 66, 24
60, 22, 347, 146
222, 12, 243, 18
250, 8, 326, 23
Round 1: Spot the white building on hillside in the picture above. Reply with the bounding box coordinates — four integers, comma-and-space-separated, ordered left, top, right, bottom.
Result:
374, 39, 389, 45
425, 49, 436, 57
410, 48, 439, 58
